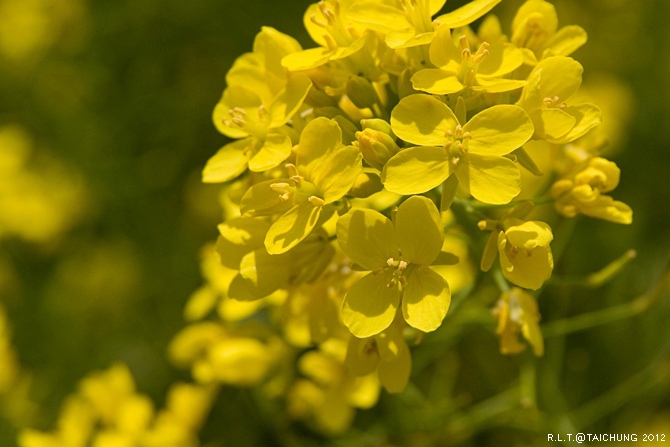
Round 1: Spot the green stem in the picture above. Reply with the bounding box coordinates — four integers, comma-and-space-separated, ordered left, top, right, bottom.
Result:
542, 266, 670, 338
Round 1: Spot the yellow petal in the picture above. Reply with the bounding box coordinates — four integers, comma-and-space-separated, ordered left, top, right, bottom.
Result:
396, 196, 443, 266
269, 73, 313, 128
386, 29, 435, 49
381, 146, 450, 195
544, 25, 587, 57
498, 233, 553, 290
297, 117, 342, 180
345, 336, 379, 376
504, 220, 553, 249
376, 324, 411, 393
216, 217, 270, 269
202, 139, 251, 183
237, 248, 291, 297
253, 26, 303, 76
347, 2, 412, 33
336, 208, 397, 271
478, 42, 524, 78
391, 94, 458, 146
282, 47, 332, 71
402, 267, 450, 332
457, 153, 520, 204
548, 103, 601, 144
248, 133, 292, 172
411, 69, 464, 95
239, 179, 293, 217
435, 0, 501, 28
311, 145, 362, 203
342, 271, 400, 338
530, 107, 576, 140
464, 105, 534, 156
428, 25, 461, 71
265, 201, 322, 254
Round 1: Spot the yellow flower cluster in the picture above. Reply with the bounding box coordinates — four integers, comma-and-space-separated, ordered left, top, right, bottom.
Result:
18, 364, 214, 447
182, 0, 632, 432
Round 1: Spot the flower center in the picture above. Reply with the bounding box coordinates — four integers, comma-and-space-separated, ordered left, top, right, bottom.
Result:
458, 35, 490, 87
385, 257, 408, 288
443, 125, 471, 166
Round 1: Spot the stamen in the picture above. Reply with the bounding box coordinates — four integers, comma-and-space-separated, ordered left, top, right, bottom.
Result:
308, 196, 325, 206
309, 14, 327, 28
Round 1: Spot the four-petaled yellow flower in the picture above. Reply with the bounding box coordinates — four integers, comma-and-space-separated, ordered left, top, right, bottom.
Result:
383, 94, 534, 204
337, 196, 456, 337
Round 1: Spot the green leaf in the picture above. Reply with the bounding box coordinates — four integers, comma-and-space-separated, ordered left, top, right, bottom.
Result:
402, 267, 450, 332
342, 271, 400, 337
382, 146, 450, 195
391, 94, 458, 146
265, 201, 322, 254
395, 196, 443, 266
202, 139, 251, 183
464, 105, 534, 156
248, 133, 292, 172
456, 153, 520, 204
336, 208, 396, 271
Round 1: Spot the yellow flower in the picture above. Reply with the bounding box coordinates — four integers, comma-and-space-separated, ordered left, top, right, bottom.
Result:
551, 157, 632, 224
480, 208, 554, 290
168, 321, 284, 387
411, 25, 526, 95
204, 27, 312, 183
344, 316, 411, 393
383, 94, 534, 204
286, 338, 379, 434
493, 287, 544, 356
516, 56, 601, 144
511, 0, 587, 64
337, 196, 456, 337
240, 117, 362, 254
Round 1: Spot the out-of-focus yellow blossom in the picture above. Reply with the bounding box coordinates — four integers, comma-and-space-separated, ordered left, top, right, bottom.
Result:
18, 364, 214, 447
287, 338, 379, 433
337, 196, 455, 337
516, 56, 601, 144
345, 315, 411, 393
169, 321, 286, 387
510, 0, 587, 64
276, 254, 356, 347
411, 25, 526, 95
0, 126, 87, 244
551, 157, 632, 224
492, 287, 543, 356
383, 94, 533, 204
0, 0, 87, 62
0, 303, 20, 396
204, 27, 312, 183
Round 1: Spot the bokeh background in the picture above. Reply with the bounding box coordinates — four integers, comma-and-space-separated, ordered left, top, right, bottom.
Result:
1, 0, 669, 445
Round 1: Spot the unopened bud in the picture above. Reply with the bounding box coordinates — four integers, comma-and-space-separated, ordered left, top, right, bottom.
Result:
346, 76, 379, 109
355, 128, 399, 170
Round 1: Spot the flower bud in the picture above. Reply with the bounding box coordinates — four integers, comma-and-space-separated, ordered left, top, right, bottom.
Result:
346, 76, 379, 109
355, 128, 399, 170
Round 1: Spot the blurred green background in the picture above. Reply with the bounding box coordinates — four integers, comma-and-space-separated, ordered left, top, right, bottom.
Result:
1, 0, 669, 445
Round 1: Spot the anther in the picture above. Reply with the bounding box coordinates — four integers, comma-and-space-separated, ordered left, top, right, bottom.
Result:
308, 196, 325, 207
386, 257, 395, 267
310, 14, 327, 28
